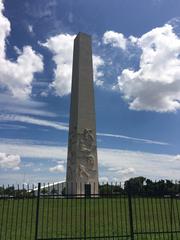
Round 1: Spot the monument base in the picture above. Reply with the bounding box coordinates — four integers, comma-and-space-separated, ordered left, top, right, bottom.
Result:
66, 181, 99, 197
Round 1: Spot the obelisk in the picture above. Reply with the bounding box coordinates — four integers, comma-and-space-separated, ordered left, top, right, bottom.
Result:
66, 32, 99, 195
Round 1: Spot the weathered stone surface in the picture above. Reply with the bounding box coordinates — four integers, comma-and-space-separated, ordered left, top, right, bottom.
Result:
66, 33, 99, 195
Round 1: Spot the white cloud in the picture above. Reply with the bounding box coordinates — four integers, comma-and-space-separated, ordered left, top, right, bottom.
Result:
0, 94, 57, 117
103, 31, 127, 50
49, 164, 65, 173
0, 0, 43, 99
118, 24, 180, 112
98, 148, 180, 181
0, 138, 179, 181
42, 34, 75, 96
0, 139, 67, 159
0, 0, 10, 57
0, 113, 167, 145
28, 25, 33, 33
93, 55, 104, 86
174, 155, 180, 161
0, 114, 68, 131
117, 167, 135, 175
0, 152, 21, 170
97, 132, 168, 145
42, 33, 104, 96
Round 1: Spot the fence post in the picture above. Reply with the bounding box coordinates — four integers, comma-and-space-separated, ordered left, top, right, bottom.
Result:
170, 195, 173, 240
128, 188, 134, 240
84, 187, 87, 239
35, 183, 41, 240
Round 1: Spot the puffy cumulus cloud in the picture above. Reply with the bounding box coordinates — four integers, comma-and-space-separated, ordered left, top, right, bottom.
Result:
42, 33, 104, 96
0, 0, 10, 57
93, 55, 104, 86
49, 164, 65, 173
118, 24, 180, 112
0, 0, 43, 99
0, 152, 21, 170
42, 34, 75, 96
103, 31, 127, 50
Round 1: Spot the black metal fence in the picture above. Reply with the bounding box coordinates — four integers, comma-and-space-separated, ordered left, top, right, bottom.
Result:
0, 182, 180, 240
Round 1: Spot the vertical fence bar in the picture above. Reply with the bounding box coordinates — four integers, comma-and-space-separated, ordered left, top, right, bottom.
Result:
119, 184, 124, 236
60, 183, 63, 238
170, 195, 173, 240
128, 190, 134, 240
56, 184, 60, 238
106, 182, 110, 237
5, 185, 10, 240
65, 182, 68, 239
98, 184, 100, 237
25, 184, 29, 239
0, 185, 5, 240
52, 183, 55, 237
124, 191, 128, 236
10, 185, 15, 239
75, 182, 78, 238
102, 183, 106, 237
30, 185, 34, 240
110, 183, 115, 237
115, 183, 119, 237
84, 187, 86, 240
47, 183, 50, 238
35, 183, 41, 240
41, 184, 45, 239
15, 185, 20, 240
20, 184, 24, 240
70, 182, 73, 239
93, 183, 95, 237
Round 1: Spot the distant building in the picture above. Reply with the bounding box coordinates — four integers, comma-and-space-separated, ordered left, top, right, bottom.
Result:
30, 181, 65, 196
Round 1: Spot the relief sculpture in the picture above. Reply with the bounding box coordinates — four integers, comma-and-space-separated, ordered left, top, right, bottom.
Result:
78, 128, 96, 179
68, 127, 77, 164
79, 164, 90, 178
79, 129, 94, 153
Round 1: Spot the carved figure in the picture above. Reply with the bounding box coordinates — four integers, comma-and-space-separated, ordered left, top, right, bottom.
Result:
79, 128, 95, 153
79, 164, 90, 178
87, 154, 95, 168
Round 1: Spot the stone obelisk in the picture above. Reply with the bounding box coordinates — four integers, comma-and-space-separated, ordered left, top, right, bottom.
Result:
66, 32, 99, 195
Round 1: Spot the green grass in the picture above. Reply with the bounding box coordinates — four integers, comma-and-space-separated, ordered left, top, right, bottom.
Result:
0, 196, 180, 239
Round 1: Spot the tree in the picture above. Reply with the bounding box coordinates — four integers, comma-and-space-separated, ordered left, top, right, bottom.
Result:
124, 177, 146, 195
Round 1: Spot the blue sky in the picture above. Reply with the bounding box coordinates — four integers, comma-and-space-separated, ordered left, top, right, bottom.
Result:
0, 0, 180, 185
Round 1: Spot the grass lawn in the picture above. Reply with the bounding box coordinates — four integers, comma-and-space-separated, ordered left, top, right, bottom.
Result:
0, 196, 180, 239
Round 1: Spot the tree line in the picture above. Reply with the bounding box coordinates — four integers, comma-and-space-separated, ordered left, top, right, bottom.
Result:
99, 177, 180, 196
0, 177, 180, 197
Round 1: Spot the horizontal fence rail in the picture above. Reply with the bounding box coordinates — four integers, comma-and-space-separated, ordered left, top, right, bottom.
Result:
0, 181, 180, 240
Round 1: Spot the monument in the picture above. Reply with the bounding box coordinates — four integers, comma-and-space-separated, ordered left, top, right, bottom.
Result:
66, 33, 99, 195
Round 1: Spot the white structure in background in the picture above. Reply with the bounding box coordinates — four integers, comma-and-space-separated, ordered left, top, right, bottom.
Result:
32, 181, 65, 196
